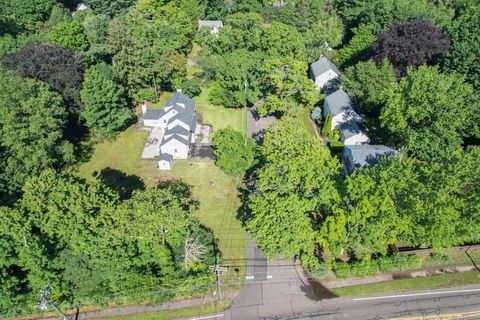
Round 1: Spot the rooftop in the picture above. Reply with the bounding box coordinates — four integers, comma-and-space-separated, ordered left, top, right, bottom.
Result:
310, 56, 340, 78
346, 145, 398, 168
324, 89, 355, 116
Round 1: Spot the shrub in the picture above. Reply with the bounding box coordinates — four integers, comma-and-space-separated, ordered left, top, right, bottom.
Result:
351, 260, 378, 277
377, 256, 394, 273
333, 261, 350, 278
391, 253, 422, 271
310, 261, 329, 278
180, 78, 202, 97
134, 88, 158, 104
321, 114, 332, 137
407, 254, 422, 269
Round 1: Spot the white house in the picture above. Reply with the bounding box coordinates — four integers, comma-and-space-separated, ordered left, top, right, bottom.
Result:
141, 90, 197, 170
75, 3, 91, 11
198, 20, 223, 34
342, 145, 398, 175
339, 121, 370, 145
323, 89, 362, 130
310, 56, 340, 91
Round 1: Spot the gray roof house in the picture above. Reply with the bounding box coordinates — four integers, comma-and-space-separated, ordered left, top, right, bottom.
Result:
323, 89, 362, 129
198, 20, 223, 34
141, 90, 197, 170
342, 145, 398, 175
339, 121, 370, 145
310, 56, 340, 91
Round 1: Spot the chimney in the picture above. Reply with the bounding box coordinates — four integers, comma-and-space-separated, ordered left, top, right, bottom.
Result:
141, 103, 147, 115
176, 88, 182, 93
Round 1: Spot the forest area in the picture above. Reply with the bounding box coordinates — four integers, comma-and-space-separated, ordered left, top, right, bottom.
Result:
0, 0, 479, 317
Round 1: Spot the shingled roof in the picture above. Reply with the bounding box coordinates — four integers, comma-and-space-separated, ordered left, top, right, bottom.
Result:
310, 56, 340, 78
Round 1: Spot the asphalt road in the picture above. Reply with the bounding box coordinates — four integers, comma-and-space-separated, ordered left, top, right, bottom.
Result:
224, 238, 480, 320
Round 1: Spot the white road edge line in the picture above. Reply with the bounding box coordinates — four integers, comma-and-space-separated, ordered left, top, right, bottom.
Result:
245, 276, 254, 279
190, 313, 224, 320
353, 288, 480, 301
267, 275, 273, 279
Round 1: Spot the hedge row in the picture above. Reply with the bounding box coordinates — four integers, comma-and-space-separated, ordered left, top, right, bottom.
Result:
333, 254, 423, 278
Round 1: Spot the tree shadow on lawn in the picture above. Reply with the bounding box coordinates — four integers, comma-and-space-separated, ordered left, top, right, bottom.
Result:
95, 167, 145, 199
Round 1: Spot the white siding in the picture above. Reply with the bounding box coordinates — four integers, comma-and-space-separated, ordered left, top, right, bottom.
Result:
160, 140, 189, 159
167, 119, 190, 131
331, 113, 346, 130
143, 119, 163, 127
158, 159, 172, 170
314, 70, 339, 90
342, 133, 370, 145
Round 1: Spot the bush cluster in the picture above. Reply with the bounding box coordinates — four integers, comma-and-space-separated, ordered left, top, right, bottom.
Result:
333, 254, 423, 278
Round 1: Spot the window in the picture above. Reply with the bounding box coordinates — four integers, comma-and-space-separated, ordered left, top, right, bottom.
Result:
164, 120, 167, 123
174, 149, 177, 153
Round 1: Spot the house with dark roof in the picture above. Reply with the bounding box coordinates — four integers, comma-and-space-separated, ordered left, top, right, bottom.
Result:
310, 56, 340, 91
198, 20, 223, 34
338, 121, 370, 145
342, 145, 398, 175
141, 90, 197, 170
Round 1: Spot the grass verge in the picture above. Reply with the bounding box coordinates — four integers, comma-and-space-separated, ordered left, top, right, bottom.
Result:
332, 271, 480, 297
99, 300, 231, 320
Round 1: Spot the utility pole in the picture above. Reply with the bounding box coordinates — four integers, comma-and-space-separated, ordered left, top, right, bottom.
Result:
38, 285, 70, 320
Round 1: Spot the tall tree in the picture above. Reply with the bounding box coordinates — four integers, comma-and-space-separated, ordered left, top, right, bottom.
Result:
246, 119, 340, 265
49, 19, 89, 51
258, 57, 319, 116
336, 23, 376, 67
3, 43, 85, 117
368, 21, 450, 74
442, 9, 480, 90
0, 0, 57, 31
304, 13, 345, 62
209, 49, 263, 107
85, 0, 135, 16
341, 59, 395, 115
0, 72, 74, 200
212, 127, 256, 176
380, 65, 474, 161
80, 63, 133, 139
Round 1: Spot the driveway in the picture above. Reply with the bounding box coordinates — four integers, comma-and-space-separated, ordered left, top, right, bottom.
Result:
141, 127, 163, 159
188, 143, 216, 161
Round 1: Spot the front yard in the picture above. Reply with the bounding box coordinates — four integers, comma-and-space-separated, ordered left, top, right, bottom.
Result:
77, 92, 248, 289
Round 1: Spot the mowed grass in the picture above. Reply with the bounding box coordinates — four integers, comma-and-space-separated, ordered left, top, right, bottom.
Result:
195, 87, 247, 135
77, 96, 248, 287
295, 107, 319, 139
101, 300, 231, 320
332, 271, 480, 297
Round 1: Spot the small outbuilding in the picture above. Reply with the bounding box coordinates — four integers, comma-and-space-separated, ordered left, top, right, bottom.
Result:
310, 56, 340, 91
342, 145, 397, 175
158, 153, 173, 170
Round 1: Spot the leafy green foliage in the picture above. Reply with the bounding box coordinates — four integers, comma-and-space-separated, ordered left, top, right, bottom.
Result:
304, 12, 345, 62
49, 19, 89, 51
0, 171, 215, 315
336, 24, 376, 67
179, 78, 202, 97
85, 0, 135, 16
0, 0, 57, 31
0, 72, 74, 200
341, 59, 395, 115
442, 9, 480, 89
258, 57, 319, 116
246, 119, 340, 265
80, 63, 134, 139
380, 65, 474, 161
107, 5, 192, 98
209, 49, 263, 107
212, 127, 255, 176
334, 0, 451, 33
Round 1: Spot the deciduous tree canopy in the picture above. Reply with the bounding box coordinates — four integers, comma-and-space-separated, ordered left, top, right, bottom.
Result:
368, 21, 451, 74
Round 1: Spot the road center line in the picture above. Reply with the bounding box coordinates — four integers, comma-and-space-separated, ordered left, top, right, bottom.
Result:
190, 313, 224, 320
353, 288, 480, 301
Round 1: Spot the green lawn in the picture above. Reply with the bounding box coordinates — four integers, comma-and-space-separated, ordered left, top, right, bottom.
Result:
100, 300, 231, 320
296, 107, 319, 139
194, 87, 247, 135
77, 96, 248, 287
332, 271, 480, 297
